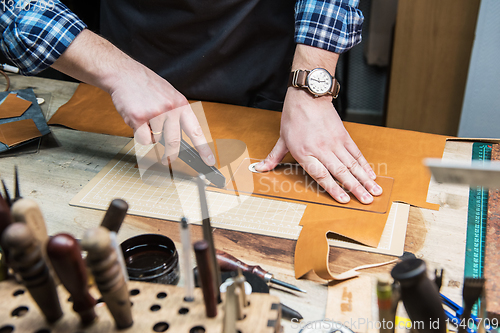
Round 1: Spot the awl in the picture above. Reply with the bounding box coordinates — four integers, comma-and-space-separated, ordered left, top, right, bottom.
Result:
216, 249, 306, 293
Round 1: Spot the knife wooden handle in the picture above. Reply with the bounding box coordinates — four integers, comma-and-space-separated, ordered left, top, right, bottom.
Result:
47, 233, 97, 325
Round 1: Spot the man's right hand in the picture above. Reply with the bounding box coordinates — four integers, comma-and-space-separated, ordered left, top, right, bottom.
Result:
52, 29, 215, 166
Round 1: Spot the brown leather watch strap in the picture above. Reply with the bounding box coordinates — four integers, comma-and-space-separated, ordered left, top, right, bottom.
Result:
288, 69, 340, 98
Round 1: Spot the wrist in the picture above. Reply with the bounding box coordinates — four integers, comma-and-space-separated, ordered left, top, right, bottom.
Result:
291, 44, 339, 76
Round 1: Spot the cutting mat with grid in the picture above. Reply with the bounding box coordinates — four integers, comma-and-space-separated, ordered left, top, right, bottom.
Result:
70, 140, 306, 240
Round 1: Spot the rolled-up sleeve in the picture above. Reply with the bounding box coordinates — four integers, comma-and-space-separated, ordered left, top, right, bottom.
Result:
295, 0, 364, 54
0, 1, 86, 75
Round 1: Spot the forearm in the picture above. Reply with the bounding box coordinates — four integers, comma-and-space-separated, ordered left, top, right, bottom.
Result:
51, 29, 139, 95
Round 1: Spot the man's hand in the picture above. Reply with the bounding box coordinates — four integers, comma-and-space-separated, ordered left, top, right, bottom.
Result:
255, 44, 381, 204
52, 29, 215, 166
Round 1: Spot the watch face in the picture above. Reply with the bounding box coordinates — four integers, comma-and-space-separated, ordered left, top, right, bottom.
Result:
306, 68, 333, 95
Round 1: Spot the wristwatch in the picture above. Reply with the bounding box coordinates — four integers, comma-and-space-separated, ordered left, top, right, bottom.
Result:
289, 68, 340, 98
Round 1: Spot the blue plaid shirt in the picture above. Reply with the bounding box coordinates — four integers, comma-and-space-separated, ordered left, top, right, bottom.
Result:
0, 0, 360, 76
0, 0, 86, 75
295, 0, 363, 53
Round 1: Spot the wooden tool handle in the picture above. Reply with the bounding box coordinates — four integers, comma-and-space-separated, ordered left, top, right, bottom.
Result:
81, 226, 113, 260
100, 199, 128, 233
47, 233, 96, 325
82, 227, 133, 329
11, 198, 48, 246
1, 221, 35, 251
216, 249, 268, 281
2, 222, 62, 322
195, 240, 217, 318
0, 193, 13, 240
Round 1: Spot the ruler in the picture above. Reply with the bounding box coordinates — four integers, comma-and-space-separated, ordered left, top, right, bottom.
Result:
464, 142, 491, 317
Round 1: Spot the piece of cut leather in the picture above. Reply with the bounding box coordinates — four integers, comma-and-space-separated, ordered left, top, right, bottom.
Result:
48, 83, 133, 137
222, 158, 394, 213
0, 119, 42, 147
51, 83, 448, 281
0, 93, 32, 119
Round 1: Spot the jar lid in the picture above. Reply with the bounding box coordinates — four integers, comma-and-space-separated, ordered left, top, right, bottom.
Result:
120, 234, 178, 280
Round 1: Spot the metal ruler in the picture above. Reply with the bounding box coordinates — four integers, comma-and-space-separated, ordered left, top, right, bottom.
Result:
464, 142, 491, 316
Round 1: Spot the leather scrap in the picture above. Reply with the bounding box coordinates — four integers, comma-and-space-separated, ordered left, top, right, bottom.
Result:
0, 93, 32, 119
48, 83, 133, 137
0, 119, 42, 147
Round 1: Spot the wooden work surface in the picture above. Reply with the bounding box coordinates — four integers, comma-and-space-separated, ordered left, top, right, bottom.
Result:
0, 74, 473, 331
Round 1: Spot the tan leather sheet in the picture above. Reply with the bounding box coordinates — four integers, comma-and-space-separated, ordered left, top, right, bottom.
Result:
0, 119, 42, 147
48, 83, 133, 137
224, 159, 394, 213
50, 84, 448, 280
0, 93, 32, 119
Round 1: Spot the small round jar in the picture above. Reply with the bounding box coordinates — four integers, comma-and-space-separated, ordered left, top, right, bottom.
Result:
121, 234, 180, 285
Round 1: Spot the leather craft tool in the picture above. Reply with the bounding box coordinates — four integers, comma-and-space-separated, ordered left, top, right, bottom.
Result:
216, 249, 306, 293
1, 179, 11, 207
47, 233, 97, 326
11, 198, 57, 282
100, 198, 128, 233
218, 270, 303, 321
440, 293, 492, 333
234, 267, 248, 309
460, 278, 486, 333
435, 268, 444, 291
224, 282, 237, 333
391, 259, 447, 333
155, 132, 225, 188
0, 191, 12, 238
163, 137, 226, 188
100, 199, 130, 282
194, 240, 218, 318
377, 276, 394, 333
82, 227, 133, 329
13, 165, 21, 203
11, 198, 49, 250
1, 222, 62, 322
180, 217, 195, 301
196, 174, 222, 302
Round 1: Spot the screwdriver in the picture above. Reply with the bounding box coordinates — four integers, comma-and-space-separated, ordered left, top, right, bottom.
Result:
216, 249, 306, 293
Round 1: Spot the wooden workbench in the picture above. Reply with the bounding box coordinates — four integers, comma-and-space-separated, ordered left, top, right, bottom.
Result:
0, 74, 471, 332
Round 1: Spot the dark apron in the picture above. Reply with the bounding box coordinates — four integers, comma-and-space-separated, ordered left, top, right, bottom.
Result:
100, 0, 296, 111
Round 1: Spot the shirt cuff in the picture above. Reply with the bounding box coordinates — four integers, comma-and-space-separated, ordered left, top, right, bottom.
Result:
0, 1, 87, 75
294, 0, 364, 54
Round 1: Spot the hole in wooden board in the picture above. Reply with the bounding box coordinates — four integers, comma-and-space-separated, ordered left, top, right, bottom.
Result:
130, 289, 140, 296
150, 304, 161, 312
157, 292, 167, 299
11, 306, 28, 317
67, 296, 73, 302
96, 298, 104, 304
178, 307, 189, 314
34, 329, 51, 333
0, 325, 14, 333
189, 326, 205, 333
153, 322, 169, 332
12, 289, 25, 297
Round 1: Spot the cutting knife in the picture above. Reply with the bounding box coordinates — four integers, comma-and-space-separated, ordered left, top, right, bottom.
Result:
157, 136, 226, 188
